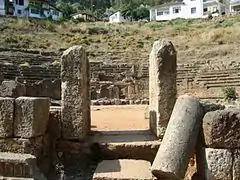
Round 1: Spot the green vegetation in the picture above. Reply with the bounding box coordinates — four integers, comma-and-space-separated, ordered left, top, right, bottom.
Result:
55, 0, 170, 20
222, 87, 237, 100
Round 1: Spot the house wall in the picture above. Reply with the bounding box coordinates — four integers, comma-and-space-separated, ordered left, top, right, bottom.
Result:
13, 0, 62, 20
0, 0, 5, 15
154, 0, 204, 21
14, 0, 29, 17
109, 12, 126, 23
230, 0, 240, 12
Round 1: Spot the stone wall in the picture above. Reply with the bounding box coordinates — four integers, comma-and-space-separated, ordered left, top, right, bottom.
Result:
0, 96, 51, 178
197, 108, 240, 180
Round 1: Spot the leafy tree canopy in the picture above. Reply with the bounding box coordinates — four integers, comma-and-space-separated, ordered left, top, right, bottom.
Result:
55, 0, 171, 20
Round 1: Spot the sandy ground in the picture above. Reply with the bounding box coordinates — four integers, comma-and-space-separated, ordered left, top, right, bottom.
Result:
91, 105, 149, 131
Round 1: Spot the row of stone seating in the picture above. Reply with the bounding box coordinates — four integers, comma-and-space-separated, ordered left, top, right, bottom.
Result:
195, 68, 240, 88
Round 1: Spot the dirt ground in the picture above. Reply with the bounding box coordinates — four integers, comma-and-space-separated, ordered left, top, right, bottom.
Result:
91, 105, 149, 131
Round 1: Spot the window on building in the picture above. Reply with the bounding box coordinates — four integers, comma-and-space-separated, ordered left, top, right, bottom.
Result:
191, 7, 196, 14
30, 8, 39, 14
17, 9, 21, 14
52, 10, 59, 16
203, 7, 208, 12
213, 7, 217, 12
173, 6, 181, 14
16, 0, 24, 6
164, 10, 169, 15
157, 10, 163, 16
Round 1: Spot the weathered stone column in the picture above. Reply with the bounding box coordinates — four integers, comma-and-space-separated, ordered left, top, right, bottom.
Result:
61, 46, 90, 140
149, 39, 177, 138
151, 94, 204, 180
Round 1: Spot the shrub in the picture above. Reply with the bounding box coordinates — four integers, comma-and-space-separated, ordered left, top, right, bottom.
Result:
87, 26, 109, 35
222, 87, 237, 100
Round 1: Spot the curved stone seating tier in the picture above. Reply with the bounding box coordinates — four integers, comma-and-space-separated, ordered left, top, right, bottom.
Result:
206, 82, 240, 88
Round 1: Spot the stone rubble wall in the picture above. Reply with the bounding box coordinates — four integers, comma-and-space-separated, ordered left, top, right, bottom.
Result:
0, 96, 50, 179
198, 108, 240, 180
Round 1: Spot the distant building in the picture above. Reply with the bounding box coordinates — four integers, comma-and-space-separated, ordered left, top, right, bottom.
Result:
2, 0, 62, 20
109, 11, 130, 23
0, 0, 6, 15
230, 0, 240, 12
149, 0, 227, 21
72, 12, 98, 22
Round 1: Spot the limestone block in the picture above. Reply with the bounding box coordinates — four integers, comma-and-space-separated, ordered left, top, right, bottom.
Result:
15, 97, 50, 138
49, 106, 61, 139
202, 109, 240, 148
233, 149, 240, 180
93, 159, 153, 180
151, 94, 204, 180
0, 97, 14, 138
205, 148, 232, 180
0, 137, 43, 157
0, 80, 26, 98
61, 46, 91, 140
149, 39, 177, 138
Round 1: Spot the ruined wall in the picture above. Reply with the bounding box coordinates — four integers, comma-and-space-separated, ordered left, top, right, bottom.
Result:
197, 108, 240, 180
0, 97, 50, 178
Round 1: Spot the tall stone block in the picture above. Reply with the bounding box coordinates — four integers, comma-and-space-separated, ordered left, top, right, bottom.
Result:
149, 39, 177, 138
14, 97, 50, 138
61, 46, 90, 140
0, 97, 14, 138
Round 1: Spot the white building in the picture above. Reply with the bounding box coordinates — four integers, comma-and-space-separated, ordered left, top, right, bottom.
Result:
3, 0, 62, 20
109, 11, 129, 23
230, 0, 240, 12
149, 0, 227, 21
0, 0, 5, 15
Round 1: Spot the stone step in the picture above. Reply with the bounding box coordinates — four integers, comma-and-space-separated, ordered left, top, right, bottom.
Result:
0, 152, 47, 180
206, 82, 240, 88
90, 130, 160, 162
0, 152, 36, 178
93, 159, 154, 180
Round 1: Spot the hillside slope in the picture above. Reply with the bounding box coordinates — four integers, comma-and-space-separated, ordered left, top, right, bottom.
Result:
0, 16, 240, 64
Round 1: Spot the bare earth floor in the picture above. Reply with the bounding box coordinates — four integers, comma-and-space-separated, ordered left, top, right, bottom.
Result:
91, 105, 149, 132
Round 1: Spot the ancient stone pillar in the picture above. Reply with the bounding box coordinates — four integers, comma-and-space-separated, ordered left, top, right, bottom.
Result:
61, 46, 90, 140
151, 94, 204, 180
149, 39, 177, 138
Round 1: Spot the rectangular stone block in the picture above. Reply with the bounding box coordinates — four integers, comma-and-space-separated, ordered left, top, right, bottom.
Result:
202, 109, 240, 148
15, 97, 50, 138
49, 106, 61, 139
61, 46, 90, 140
233, 149, 240, 180
204, 148, 232, 180
0, 137, 43, 157
0, 80, 26, 98
0, 97, 14, 138
0, 152, 36, 178
93, 159, 153, 180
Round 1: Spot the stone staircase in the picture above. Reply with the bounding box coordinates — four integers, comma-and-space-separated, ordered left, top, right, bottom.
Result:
0, 152, 46, 180
90, 130, 160, 180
